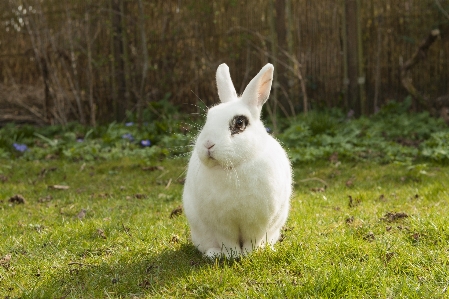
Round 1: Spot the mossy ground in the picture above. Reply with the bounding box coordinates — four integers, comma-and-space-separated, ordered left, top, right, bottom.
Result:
1, 158, 448, 298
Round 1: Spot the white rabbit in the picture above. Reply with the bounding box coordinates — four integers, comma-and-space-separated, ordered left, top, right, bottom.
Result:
182, 63, 292, 259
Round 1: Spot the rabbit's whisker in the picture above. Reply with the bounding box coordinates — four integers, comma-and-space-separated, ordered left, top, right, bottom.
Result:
183, 103, 208, 114
190, 90, 209, 109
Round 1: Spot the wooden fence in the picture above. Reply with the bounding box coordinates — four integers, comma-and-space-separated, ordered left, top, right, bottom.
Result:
0, 0, 448, 124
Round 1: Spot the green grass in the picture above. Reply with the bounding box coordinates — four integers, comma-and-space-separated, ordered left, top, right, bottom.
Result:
1, 157, 449, 298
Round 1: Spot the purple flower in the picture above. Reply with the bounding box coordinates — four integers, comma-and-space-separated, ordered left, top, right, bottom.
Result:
265, 127, 272, 134
13, 143, 28, 152
140, 140, 151, 147
76, 138, 84, 143
347, 109, 355, 119
125, 122, 134, 127
122, 133, 134, 141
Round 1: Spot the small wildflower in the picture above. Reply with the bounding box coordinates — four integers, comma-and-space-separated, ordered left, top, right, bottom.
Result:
122, 133, 134, 141
140, 140, 151, 147
13, 143, 28, 152
125, 122, 134, 127
76, 138, 84, 143
265, 127, 272, 134
347, 109, 355, 119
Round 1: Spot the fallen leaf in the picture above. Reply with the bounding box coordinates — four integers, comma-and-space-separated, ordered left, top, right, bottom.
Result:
0, 254, 11, 269
139, 279, 151, 289
411, 232, 420, 242
170, 234, 180, 243
122, 224, 131, 236
190, 260, 200, 267
39, 167, 57, 178
311, 185, 326, 192
38, 195, 53, 203
381, 212, 408, 222
170, 205, 183, 218
9, 194, 26, 204
97, 228, 106, 239
385, 251, 395, 263
134, 193, 147, 199
48, 185, 70, 190
329, 152, 339, 164
348, 195, 360, 208
77, 209, 87, 220
141, 166, 164, 171
278, 233, 286, 242
363, 231, 375, 242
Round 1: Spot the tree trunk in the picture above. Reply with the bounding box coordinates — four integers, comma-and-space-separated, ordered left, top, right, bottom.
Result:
373, 14, 383, 113
41, 57, 53, 124
341, 0, 348, 110
268, 0, 278, 132
111, 0, 127, 122
356, 0, 366, 115
345, 0, 359, 116
85, 12, 96, 126
137, 0, 148, 127
275, 0, 288, 111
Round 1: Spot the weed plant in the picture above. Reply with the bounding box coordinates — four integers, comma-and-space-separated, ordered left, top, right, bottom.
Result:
1, 100, 449, 297
0, 100, 448, 164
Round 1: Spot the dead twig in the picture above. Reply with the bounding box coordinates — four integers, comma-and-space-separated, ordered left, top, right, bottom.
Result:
297, 177, 328, 187
400, 29, 440, 110
68, 262, 95, 267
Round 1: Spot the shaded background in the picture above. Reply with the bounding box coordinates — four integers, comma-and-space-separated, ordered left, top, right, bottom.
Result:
0, 0, 448, 126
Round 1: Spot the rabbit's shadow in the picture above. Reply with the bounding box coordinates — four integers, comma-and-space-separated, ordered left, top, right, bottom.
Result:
27, 243, 220, 298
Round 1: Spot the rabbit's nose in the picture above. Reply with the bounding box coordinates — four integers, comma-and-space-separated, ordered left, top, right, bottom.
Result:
204, 141, 215, 149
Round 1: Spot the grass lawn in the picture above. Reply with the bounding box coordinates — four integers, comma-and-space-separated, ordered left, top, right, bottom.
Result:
1, 157, 448, 298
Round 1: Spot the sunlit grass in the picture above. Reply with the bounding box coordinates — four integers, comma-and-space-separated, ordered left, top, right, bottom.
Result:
0, 158, 448, 298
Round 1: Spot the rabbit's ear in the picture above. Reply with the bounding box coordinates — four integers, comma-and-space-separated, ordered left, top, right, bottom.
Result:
241, 63, 274, 108
216, 63, 237, 103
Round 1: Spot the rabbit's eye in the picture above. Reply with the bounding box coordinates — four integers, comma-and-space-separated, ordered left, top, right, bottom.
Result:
230, 115, 249, 136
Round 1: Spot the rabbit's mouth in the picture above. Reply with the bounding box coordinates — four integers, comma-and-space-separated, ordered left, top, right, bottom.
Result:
207, 151, 215, 160
198, 148, 218, 167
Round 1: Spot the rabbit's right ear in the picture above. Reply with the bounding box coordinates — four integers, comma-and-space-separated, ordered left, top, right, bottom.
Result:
216, 63, 237, 103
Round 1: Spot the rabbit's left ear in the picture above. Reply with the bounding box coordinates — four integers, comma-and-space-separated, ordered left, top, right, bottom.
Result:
241, 63, 274, 108
216, 63, 237, 103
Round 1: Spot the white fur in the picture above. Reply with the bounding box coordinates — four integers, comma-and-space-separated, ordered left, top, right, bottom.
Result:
183, 63, 292, 259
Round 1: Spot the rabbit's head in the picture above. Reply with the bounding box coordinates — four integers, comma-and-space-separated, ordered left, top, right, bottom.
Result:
194, 63, 274, 168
